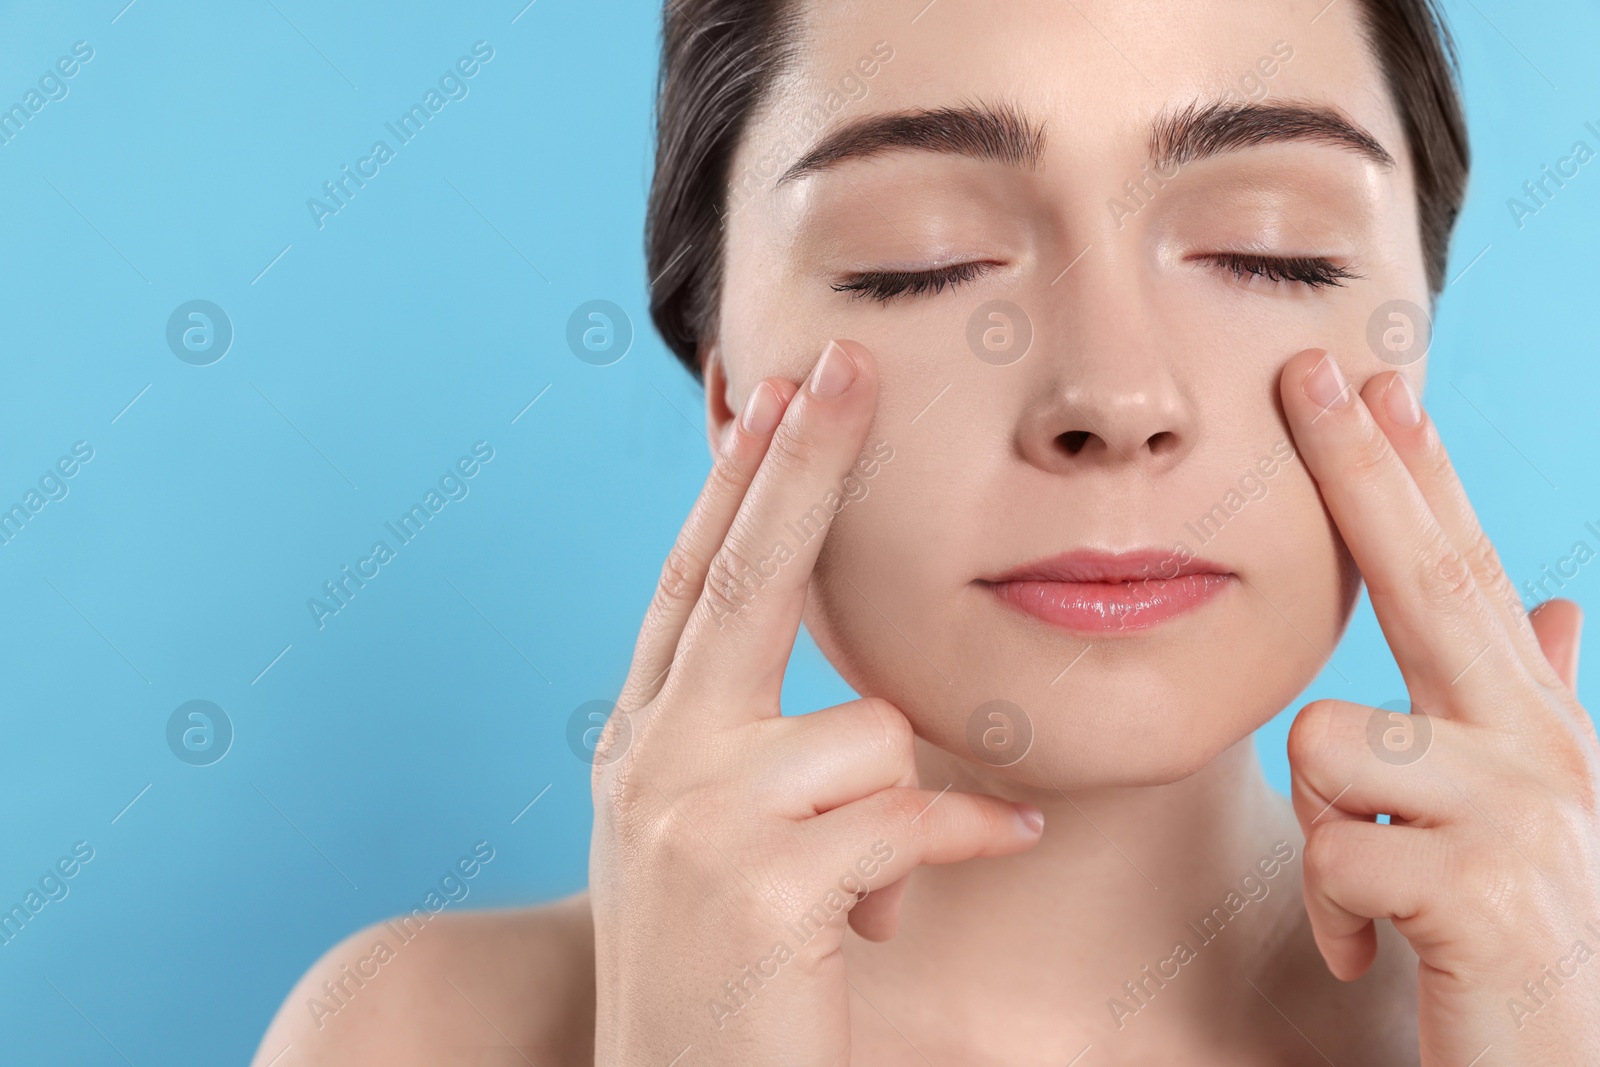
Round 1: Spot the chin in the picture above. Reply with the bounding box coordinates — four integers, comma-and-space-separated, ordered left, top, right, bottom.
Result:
804, 550, 1360, 793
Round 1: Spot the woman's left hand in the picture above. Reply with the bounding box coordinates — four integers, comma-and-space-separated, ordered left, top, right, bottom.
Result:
1280, 347, 1600, 1066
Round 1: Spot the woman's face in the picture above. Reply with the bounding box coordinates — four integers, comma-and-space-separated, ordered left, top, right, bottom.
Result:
706, 0, 1429, 788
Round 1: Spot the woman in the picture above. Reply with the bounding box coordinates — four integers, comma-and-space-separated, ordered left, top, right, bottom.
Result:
254, 0, 1600, 1063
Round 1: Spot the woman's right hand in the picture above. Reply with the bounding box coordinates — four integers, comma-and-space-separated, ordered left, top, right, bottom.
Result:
588, 338, 1045, 1066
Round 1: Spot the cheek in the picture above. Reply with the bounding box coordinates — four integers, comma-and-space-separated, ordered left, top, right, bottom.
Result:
801, 447, 969, 701
805, 462, 943, 635
799, 410, 1360, 789
1216, 446, 1365, 691
779, 262, 1371, 788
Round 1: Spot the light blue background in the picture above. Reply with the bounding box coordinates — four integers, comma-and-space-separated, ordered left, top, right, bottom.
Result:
0, 0, 1594, 1061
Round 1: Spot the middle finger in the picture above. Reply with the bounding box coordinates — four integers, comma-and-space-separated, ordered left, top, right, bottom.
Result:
668, 338, 881, 716
1280, 348, 1526, 719
1361, 369, 1569, 691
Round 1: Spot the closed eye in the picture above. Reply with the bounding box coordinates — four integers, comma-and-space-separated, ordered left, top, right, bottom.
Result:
1198, 252, 1360, 289
832, 253, 1355, 302
832, 260, 999, 303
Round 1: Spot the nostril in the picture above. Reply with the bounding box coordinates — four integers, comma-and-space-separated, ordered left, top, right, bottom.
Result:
1059, 430, 1092, 455
1147, 430, 1180, 454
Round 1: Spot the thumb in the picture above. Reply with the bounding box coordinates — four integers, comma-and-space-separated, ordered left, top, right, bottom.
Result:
849, 732, 921, 942
1529, 598, 1583, 691
847, 875, 909, 941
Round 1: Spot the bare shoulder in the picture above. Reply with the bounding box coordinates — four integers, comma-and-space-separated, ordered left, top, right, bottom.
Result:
251, 890, 596, 1067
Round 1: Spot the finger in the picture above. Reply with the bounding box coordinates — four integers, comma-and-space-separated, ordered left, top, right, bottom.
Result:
809, 787, 1040, 945
670, 338, 880, 714
1287, 699, 1460, 829
847, 875, 909, 941
1281, 349, 1524, 717
1529, 598, 1583, 692
1302, 819, 1435, 981
750, 697, 916, 818
765, 697, 921, 944
1363, 370, 1556, 680
619, 377, 800, 711
806, 786, 1043, 890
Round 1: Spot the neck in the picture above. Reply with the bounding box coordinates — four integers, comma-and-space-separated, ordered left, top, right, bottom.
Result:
844, 737, 1308, 1056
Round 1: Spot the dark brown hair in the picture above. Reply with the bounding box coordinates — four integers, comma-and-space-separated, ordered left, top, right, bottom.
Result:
646, 0, 1470, 380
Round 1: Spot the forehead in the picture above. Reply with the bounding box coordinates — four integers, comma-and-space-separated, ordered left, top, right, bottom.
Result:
735, 0, 1406, 193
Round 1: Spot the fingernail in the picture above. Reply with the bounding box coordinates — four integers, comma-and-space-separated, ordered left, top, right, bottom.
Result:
1302, 352, 1350, 411
1383, 373, 1422, 428
1015, 804, 1044, 836
739, 380, 783, 436
809, 340, 857, 398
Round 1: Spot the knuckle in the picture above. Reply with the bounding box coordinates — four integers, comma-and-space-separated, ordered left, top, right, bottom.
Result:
593, 716, 673, 823
655, 543, 702, 608
1416, 528, 1478, 610
1462, 530, 1527, 627
1301, 822, 1346, 885
612, 674, 656, 724
593, 708, 635, 764
594, 737, 648, 816
881, 788, 929, 830
620, 786, 721, 870
1287, 700, 1340, 767
861, 697, 916, 762
620, 801, 679, 861
1522, 770, 1595, 847
701, 544, 762, 621
764, 417, 818, 472
1345, 426, 1394, 481
1461, 527, 1506, 586
704, 447, 751, 499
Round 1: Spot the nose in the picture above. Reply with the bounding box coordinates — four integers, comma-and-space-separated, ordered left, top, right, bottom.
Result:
1016, 271, 1196, 476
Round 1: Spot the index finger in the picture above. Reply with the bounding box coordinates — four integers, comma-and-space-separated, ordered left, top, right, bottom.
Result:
619, 375, 799, 712
1361, 368, 1571, 691
1280, 348, 1525, 716
664, 338, 880, 716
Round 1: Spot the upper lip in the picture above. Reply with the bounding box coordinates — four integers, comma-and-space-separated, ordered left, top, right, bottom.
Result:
979, 549, 1233, 585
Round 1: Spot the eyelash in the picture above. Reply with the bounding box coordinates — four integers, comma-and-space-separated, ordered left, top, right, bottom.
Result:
832, 252, 1358, 304
1201, 253, 1360, 289
832, 260, 998, 303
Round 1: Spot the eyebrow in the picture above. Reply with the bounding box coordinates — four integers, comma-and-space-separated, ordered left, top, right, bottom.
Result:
774, 96, 1394, 186
776, 100, 1046, 185
1151, 98, 1395, 171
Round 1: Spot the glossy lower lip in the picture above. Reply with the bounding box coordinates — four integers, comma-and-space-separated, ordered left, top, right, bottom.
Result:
978, 551, 1235, 634
985, 574, 1234, 633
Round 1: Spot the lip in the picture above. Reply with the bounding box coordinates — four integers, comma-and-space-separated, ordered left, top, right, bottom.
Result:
978, 549, 1235, 634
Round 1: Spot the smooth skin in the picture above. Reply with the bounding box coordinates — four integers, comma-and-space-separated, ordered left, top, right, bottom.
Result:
1282, 347, 1600, 1063
251, 341, 1600, 1066
249, 0, 1600, 1062
590, 341, 1049, 1065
